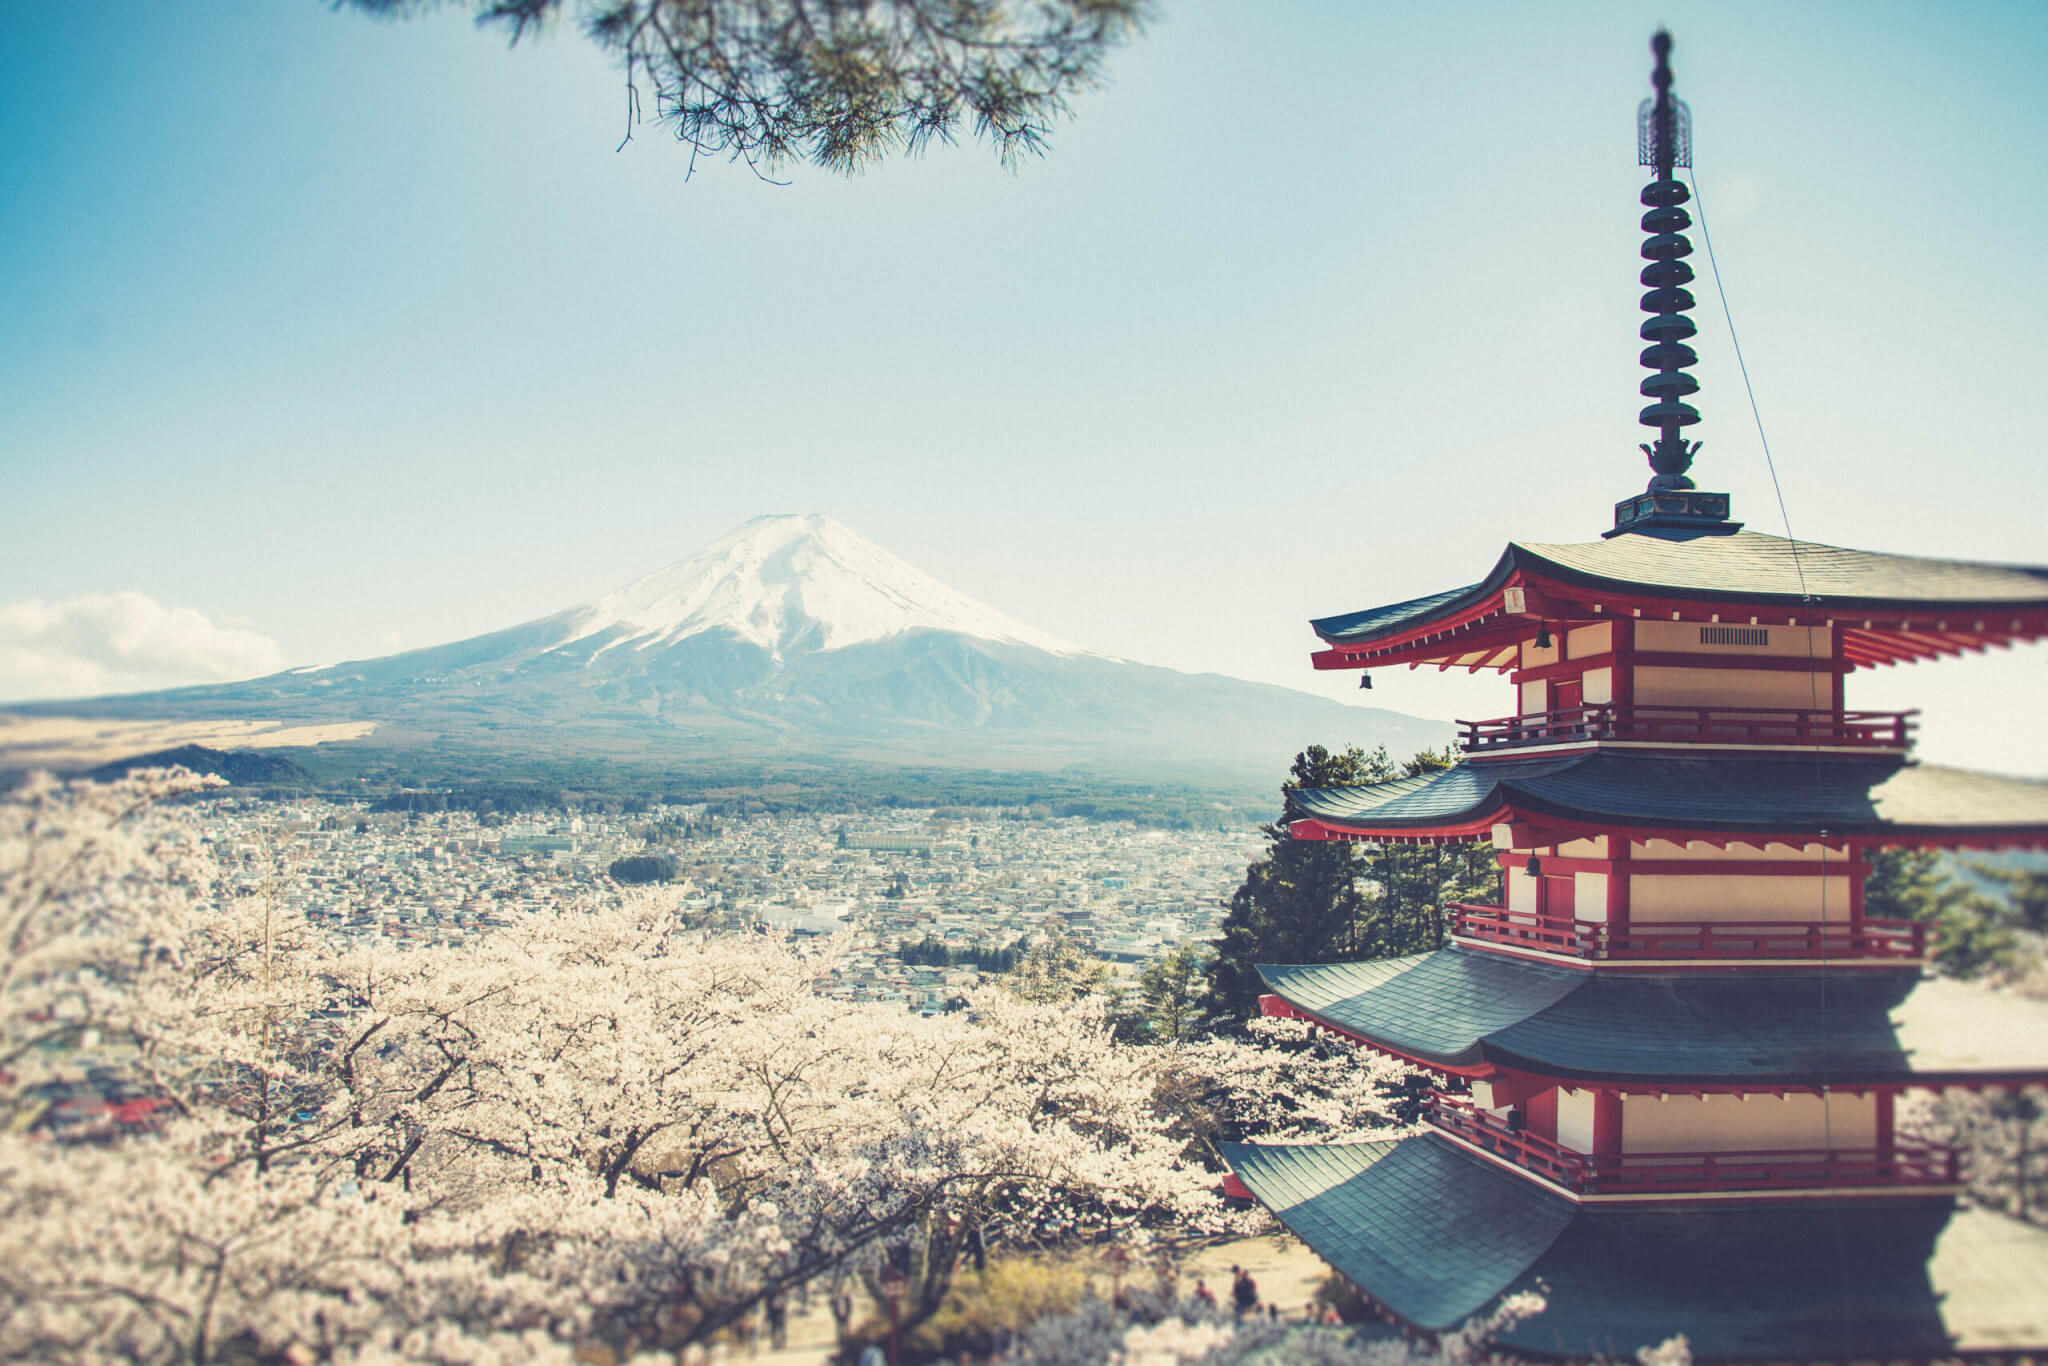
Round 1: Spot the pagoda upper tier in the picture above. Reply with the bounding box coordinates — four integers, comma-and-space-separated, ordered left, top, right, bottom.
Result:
1312, 529, 2048, 677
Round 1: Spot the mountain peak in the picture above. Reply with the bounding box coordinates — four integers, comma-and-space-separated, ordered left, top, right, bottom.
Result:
560, 514, 1085, 660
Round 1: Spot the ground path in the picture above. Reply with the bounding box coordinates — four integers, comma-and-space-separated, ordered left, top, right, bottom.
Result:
745, 1235, 1332, 1365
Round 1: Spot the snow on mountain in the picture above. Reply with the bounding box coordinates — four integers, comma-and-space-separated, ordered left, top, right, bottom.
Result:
4, 512, 1454, 779
558, 514, 1087, 661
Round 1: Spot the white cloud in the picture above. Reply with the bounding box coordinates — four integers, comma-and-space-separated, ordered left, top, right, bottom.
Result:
0, 592, 288, 702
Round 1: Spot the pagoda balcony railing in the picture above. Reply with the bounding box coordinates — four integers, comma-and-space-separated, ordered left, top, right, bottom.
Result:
1426, 1095, 1963, 1196
1458, 704, 1917, 753
1449, 903, 1927, 962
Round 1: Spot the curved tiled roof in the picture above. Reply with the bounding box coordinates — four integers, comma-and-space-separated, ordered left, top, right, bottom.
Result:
1311, 530, 2048, 647
1520, 530, 2048, 605
1309, 583, 1487, 647
1259, 949, 2048, 1084
1216, 1137, 1572, 1329
1223, 1135, 2043, 1355
1287, 751, 2048, 838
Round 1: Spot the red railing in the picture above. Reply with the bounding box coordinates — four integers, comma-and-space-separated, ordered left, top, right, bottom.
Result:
1449, 903, 1927, 961
1427, 1095, 1962, 1195
1427, 1094, 1589, 1188
1458, 705, 1917, 753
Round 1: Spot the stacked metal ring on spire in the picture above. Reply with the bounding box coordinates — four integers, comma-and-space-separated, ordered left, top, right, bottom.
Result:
1636, 31, 1700, 491
1638, 179, 1701, 467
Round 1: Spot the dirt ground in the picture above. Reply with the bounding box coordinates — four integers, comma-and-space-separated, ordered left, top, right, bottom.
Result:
742, 1234, 1334, 1365
1179, 1233, 1337, 1325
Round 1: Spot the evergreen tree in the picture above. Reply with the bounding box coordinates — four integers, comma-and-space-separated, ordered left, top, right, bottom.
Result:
1976, 864, 2048, 936
1865, 847, 2017, 979
1203, 745, 1503, 1024
342, 0, 1145, 176
1133, 945, 1208, 1043
1352, 747, 1500, 958
1007, 934, 1110, 1004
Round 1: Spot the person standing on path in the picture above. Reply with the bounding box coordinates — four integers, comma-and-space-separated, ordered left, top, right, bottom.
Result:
1230, 1266, 1258, 1323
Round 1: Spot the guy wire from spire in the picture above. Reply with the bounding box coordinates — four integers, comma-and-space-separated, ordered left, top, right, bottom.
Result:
1684, 107, 1860, 1351
1689, 171, 1811, 603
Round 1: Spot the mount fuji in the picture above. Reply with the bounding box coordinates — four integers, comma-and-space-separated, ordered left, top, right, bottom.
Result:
11, 516, 1447, 779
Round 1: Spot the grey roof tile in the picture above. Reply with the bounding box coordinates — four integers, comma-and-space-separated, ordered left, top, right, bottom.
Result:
1507, 1198, 1960, 1359
1520, 530, 2048, 607
1223, 1137, 2004, 1357
1288, 751, 2048, 836
1312, 531, 2048, 647
1218, 1136, 1574, 1328
1260, 948, 2048, 1083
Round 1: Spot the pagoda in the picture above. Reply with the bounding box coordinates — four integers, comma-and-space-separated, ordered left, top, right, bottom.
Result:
1219, 33, 2048, 1362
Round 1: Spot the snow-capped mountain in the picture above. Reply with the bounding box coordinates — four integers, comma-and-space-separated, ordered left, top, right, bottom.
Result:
15, 516, 1448, 777
559, 515, 1084, 660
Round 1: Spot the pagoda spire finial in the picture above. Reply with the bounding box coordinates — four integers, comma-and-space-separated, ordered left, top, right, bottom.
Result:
1609, 30, 1738, 537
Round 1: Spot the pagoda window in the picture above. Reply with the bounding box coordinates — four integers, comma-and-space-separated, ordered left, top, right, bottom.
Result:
1634, 620, 1832, 660
1617, 1091, 1878, 1154
1627, 621, 1840, 711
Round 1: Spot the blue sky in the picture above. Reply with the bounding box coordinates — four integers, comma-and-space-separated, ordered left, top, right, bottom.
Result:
3, 1, 2044, 771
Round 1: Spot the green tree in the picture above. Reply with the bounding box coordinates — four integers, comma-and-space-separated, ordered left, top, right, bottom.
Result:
608, 852, 679, 884
1202, 745, 1502, 1024
1354, 746, 1500, 958
1133, 944, 1207, 1043
1976, 863, 2048, 936
348, 0, 1146, 174
1866, 847, 2018, 979
1006, 933, 1109, 1004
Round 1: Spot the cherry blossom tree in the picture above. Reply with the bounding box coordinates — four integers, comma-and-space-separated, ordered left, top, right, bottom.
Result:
6, 769, 1399, 1362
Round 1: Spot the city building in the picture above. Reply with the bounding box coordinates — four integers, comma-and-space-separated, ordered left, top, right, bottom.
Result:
1220, 33, 2048, 1361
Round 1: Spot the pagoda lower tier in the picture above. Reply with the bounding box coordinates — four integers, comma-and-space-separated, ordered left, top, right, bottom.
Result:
1231, 951, 2048, 1356
1251, 948, 2048, 1206
1219, 1135, 2048, 1359
1255, 952, 2048, 1088
1231, 744, 2048, 1357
